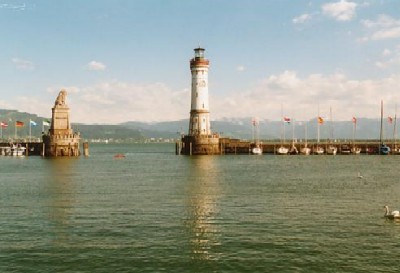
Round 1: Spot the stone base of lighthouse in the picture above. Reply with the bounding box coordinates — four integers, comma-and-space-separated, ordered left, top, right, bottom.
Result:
179, 135, 220, 155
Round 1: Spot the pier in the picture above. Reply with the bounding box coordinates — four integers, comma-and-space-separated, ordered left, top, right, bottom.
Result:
0, 141, 88, 157
177, 138, 400, 155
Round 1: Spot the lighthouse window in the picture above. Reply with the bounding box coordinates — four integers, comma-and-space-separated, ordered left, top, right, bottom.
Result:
202, 103, 205, 108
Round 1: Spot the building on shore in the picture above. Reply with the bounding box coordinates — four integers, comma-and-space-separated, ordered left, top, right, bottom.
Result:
178, 47, 220, 155
42, 89, 83, 156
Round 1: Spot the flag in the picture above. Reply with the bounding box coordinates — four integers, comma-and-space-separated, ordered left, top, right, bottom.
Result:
318, 117, 324, 124
1, 121, 8, 128
15, 121, 24, 127
388, 116, 393, 124
43, 120, 50, 126
30, 120, 38, 126
352, 117, 357, 124
283, 117, 291, 123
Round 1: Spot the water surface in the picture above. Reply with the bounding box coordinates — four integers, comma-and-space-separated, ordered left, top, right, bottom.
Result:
1, 143, 400, 272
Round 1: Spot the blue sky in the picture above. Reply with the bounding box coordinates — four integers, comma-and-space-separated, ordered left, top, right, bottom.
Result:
1, 0, 400, 123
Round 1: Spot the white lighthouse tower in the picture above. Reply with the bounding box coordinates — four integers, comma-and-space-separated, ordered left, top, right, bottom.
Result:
178, 47, 220, 155
189, 47, 211, 136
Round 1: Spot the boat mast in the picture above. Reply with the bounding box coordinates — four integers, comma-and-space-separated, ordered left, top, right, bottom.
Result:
281, 104, 285, 145
393, 104, 397, 149
305, 121, 308, 147
329, 106, 334, 142
380, 100, 384, 154
317, 104, 320, 144
352, 117, 356, 147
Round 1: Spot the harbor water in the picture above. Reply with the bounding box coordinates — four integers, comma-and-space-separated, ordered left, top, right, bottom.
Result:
1, 143, 400, 272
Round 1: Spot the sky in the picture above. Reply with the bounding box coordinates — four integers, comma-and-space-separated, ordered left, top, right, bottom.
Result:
0, 0, 400, 124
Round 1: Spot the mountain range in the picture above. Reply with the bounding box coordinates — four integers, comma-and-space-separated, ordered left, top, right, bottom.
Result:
0, 109, 395, 142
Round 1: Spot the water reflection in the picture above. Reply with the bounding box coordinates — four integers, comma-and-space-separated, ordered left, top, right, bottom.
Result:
185, 156, 222, 261
44, 158, 77, 245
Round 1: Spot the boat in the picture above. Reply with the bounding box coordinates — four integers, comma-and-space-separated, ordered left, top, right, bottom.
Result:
313, 146, 324, 155
251, 118, 263, 155
10, 144, 26, 156
252, 146, 263, 155
391, 105, 400, 154
300, 146, 311, 155
351, 146, 361, 154
289, 118, 299, 155
341, 144, 351, 154
114, 153, 126, 159
379, 100, 391, 155
326, 107, 337, 155
277, 146, 289, 155
326, 145, 337, 155
277, 106, 289, 155
300, 121, 311, 155
351, 116, 361, 154
313, 107, 324, 155
380, 144, 390, 155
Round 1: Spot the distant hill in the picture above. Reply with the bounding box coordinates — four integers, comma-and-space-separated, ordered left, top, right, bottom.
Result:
0, 109, 395, 141
122, 117, 389, 141
0, 109, 144, 142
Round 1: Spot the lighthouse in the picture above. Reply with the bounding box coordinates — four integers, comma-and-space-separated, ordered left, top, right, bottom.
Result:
189, 47, 211, 136
178, 47, 220, 155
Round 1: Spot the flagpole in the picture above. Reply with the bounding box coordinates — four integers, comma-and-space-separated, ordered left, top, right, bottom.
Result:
15, 122, 17, 140
29, 120, 32, 141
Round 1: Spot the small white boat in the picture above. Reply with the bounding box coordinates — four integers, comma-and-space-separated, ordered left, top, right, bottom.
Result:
10, 144, 26, 156
326, 145, 337, 155
277, 146, 289, 155
300, 146, 311, 155
252, 146, 263, 155
351, 146, 361, 154
251, 118, 263, 155
313, 146, 324, 155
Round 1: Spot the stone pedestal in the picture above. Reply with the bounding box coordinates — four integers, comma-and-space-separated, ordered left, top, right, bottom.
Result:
43, 89, 82, 157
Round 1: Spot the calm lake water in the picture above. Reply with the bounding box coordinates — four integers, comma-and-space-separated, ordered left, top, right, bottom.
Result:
1, 143, 400, 272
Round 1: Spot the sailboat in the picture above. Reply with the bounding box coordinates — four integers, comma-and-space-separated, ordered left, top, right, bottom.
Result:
277, 107, 289, 155
289, 119, 299, 154
379, 100, 391, 155
391, 105, 400, 154
351, 116, 361, 154
300, 121, 311, 155
326, 107, 337, 155
313, 107, 324, 155
251, 118, 262, 155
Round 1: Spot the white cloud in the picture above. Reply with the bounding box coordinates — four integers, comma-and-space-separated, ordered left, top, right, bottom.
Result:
12, 58, 35, 70
362, 14, 400, 28
361, 15, 400, 40
292, 13, 312, 24
7, 71, 400, 124
212, 71, 400, 122
371, 27, 400, 40
375, 45, 400, 69
85, 61, 106, 71
322, 0, 357, 21
236, 65, 245, 72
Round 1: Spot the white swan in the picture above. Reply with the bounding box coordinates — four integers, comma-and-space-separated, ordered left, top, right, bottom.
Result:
357, 172, 363, 179
384, 205, 400, 219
